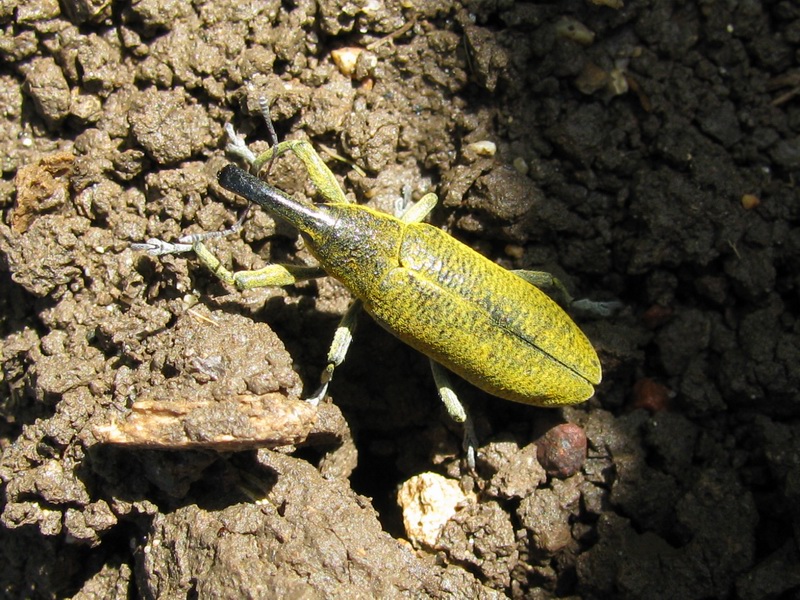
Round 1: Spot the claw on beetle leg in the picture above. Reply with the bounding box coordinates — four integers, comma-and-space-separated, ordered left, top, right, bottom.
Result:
462, 417, 478, 471
571, 298, 624, 318
130, 238, 194, 256
224, 122, 257, 166
430, 359, 477, 470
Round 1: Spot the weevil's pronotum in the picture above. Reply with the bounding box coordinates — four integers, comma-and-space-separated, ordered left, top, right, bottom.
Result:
135, 106, 611, 466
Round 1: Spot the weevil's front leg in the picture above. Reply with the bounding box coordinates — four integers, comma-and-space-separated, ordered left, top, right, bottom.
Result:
193, 241, 325, 290
513, 270, 622, 317
134, 237, 325, 289
430, 360, 477, 470
307, 299, 362, 406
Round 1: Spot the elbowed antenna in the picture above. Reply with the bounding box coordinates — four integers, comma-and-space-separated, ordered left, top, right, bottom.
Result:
217, 164, 336, 234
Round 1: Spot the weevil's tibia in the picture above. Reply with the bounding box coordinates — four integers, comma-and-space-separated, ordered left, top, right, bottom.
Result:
512, 270, 575, 306
431, 359, 477, 469
307, 299, 362, 406
397, 191, 438, 224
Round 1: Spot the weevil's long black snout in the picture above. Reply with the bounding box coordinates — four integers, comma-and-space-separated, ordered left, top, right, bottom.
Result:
217, 164, 335, 233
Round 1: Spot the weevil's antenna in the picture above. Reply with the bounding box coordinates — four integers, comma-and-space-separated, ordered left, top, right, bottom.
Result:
258, 96, 279, 181
139, 96, 285, 253
228, 96, 280, 232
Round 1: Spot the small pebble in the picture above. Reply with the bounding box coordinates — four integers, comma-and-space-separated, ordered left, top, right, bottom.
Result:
632, 378, 672, 412
397, 472, 475, 548
741, 194, 760, 210
331, 47, 363, 77
536, 423, 587, 478
554, 17, 595, 46
465, 140, 497, 157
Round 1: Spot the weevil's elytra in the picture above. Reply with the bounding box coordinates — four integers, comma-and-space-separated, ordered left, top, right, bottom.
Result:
217, 165, 601, 407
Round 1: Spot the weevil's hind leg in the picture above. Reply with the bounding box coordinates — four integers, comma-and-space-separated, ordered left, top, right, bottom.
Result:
307, 299, 362, 406
513, 270, 622, 317
430, 360, 477, 470
513, 270, 574, 305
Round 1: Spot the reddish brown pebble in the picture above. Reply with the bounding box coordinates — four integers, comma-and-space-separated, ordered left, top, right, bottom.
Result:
632, 378, 671, 412
536, 423, 587, 479
641, 304, 673, 329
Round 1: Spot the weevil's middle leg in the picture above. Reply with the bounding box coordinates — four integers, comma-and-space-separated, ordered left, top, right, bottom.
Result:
396, 190, 482, 467
430, 360, 477, 470
307, 299, 362, 405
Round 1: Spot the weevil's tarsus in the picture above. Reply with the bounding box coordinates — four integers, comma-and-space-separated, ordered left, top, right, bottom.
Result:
514, 269, 622, 318
572, 298, 624, 318
257, 96, 279, 181
430, 359, 477, 470
307, 299, 362, 406
131, 238, 194, 256
224, 122, 258, 165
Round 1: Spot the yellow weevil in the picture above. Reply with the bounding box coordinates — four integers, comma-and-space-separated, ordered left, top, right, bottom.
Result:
135, 108, 613, 466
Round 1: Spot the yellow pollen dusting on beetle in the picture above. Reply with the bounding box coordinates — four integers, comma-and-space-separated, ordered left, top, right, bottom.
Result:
135, 108, 604, 466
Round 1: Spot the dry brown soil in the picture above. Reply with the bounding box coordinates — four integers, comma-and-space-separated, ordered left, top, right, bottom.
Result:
1, 0, 799, 598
